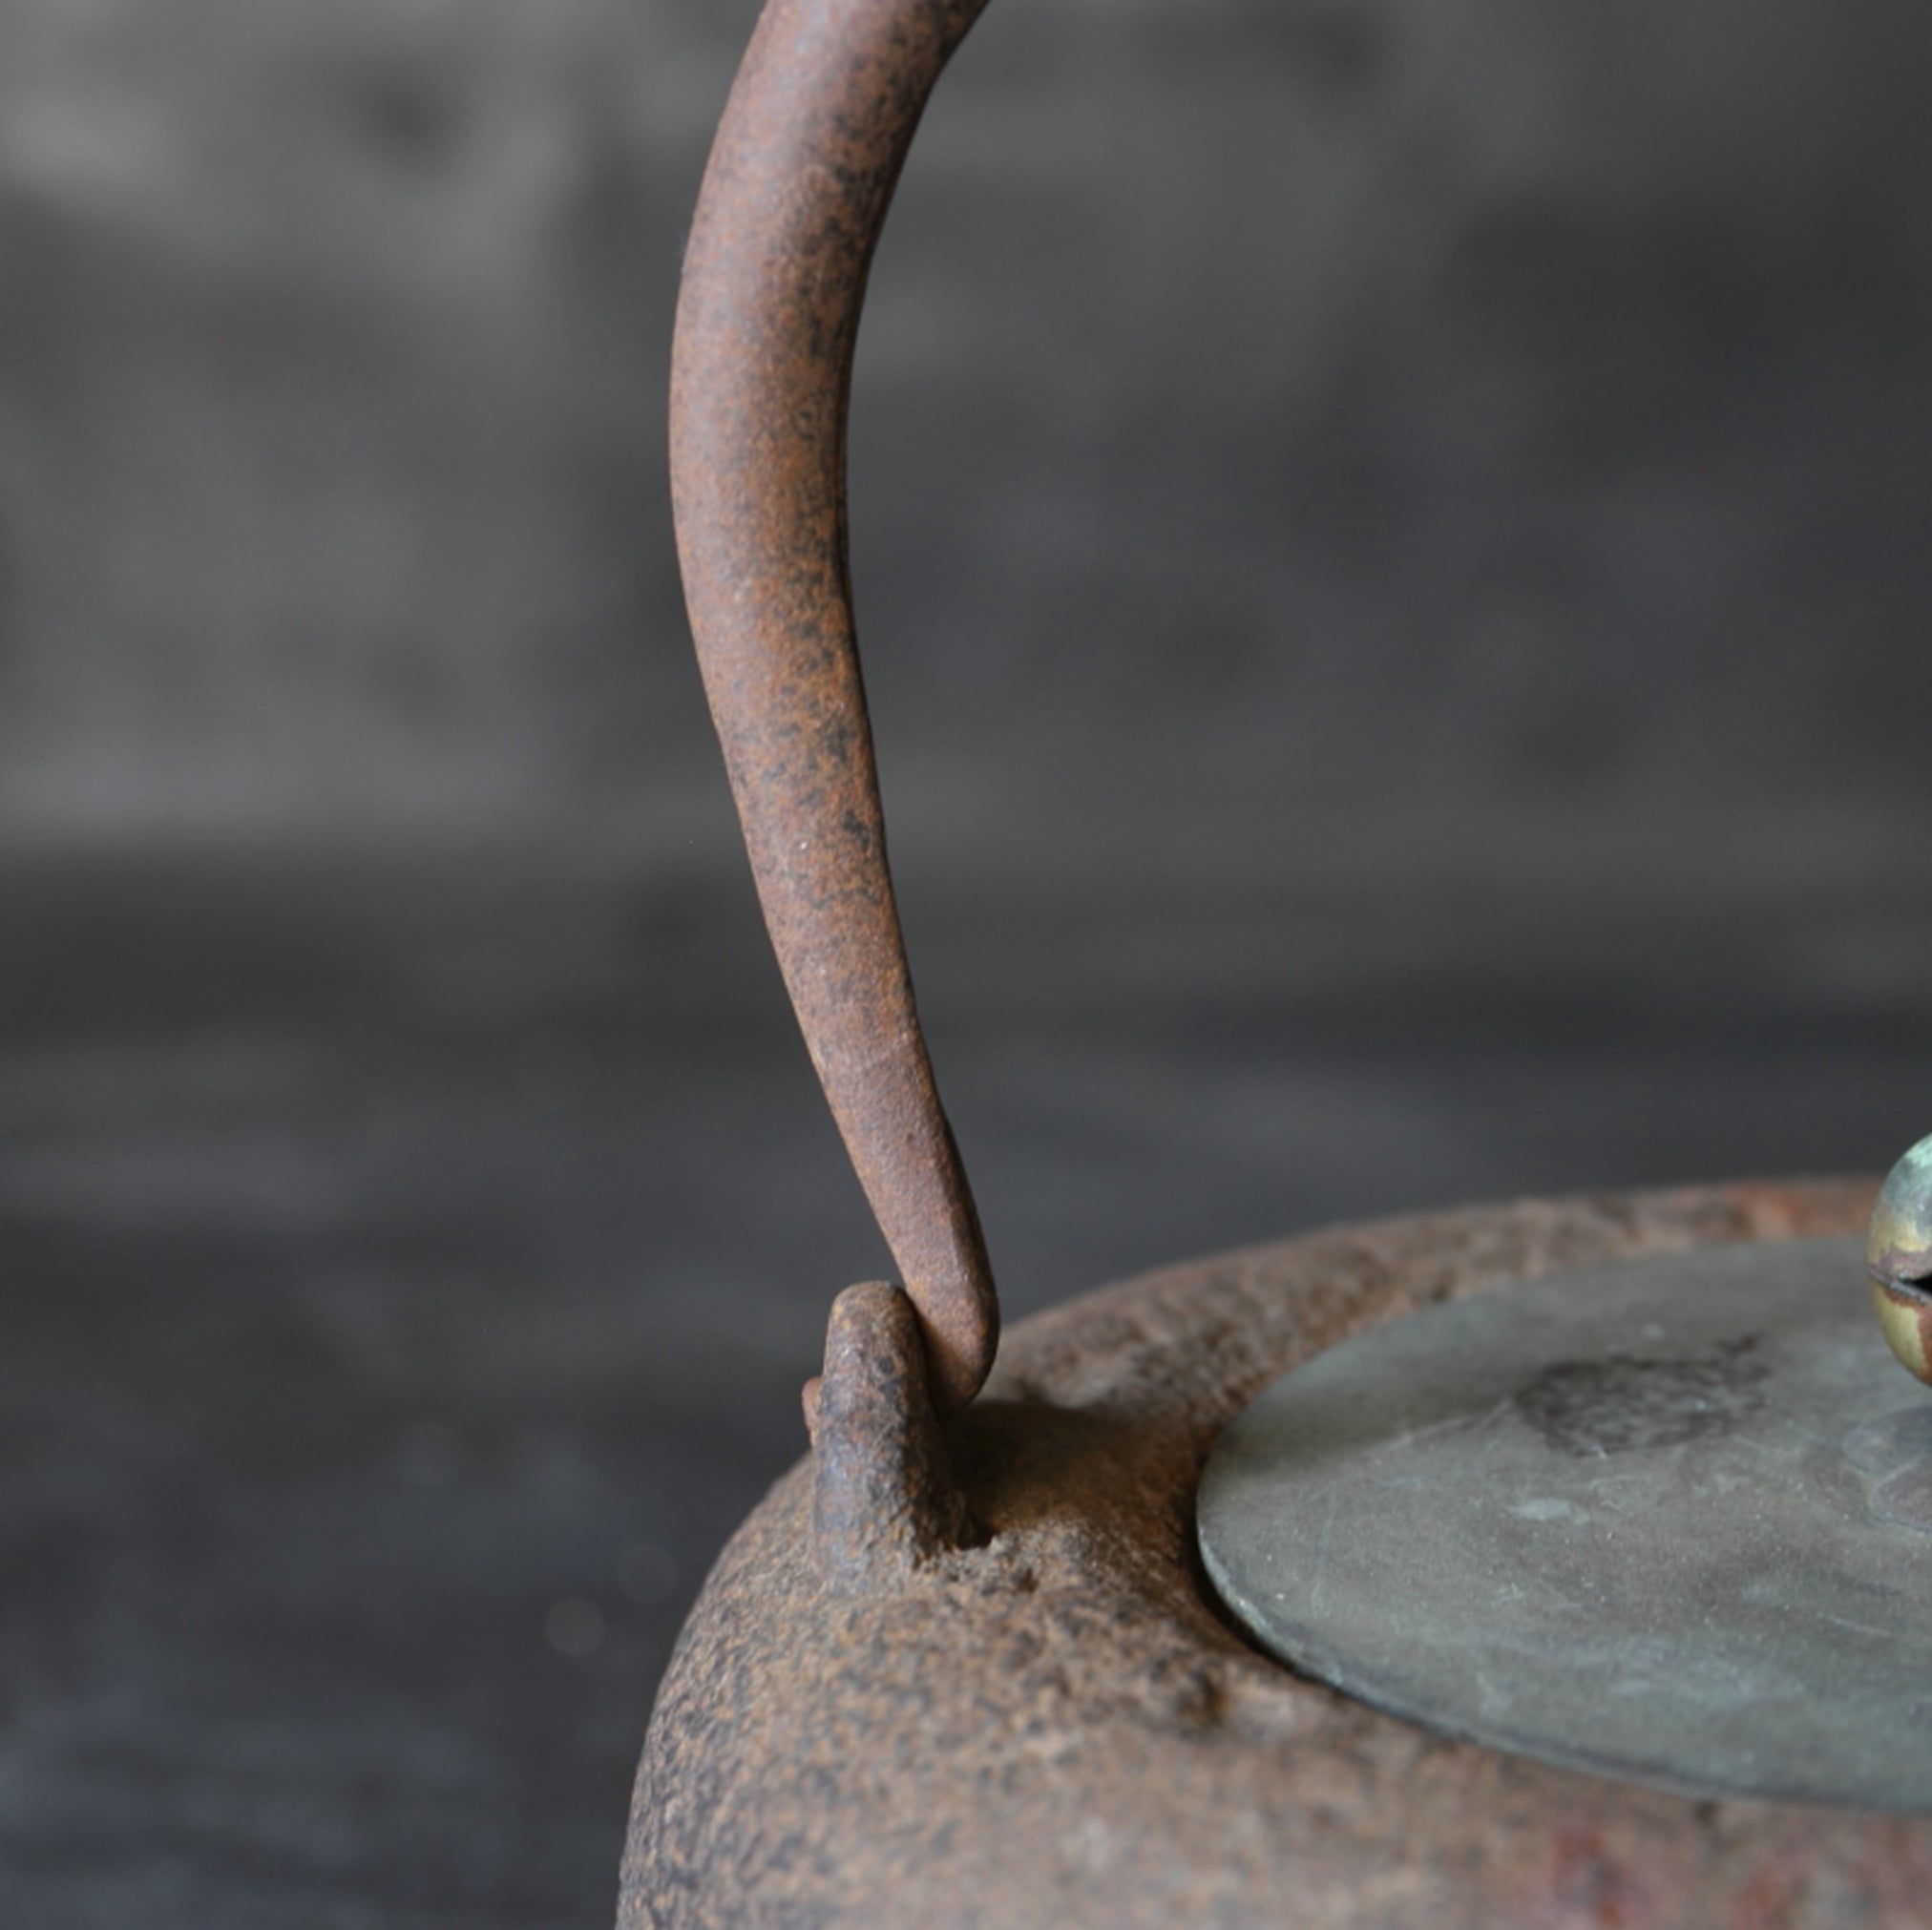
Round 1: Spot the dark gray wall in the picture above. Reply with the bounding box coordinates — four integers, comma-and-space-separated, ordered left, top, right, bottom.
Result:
2, 0, 1930, 874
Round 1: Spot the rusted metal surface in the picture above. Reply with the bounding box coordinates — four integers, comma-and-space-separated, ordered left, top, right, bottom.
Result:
809, 1280, 975, 1584
652, 0, 1932, 1921
669, 0, 998, 1412
620, 1181, 1932, 1928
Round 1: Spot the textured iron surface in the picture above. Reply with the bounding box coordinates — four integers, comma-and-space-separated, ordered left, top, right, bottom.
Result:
809, 1281, 976, 1584
669, 0, 998, 1412
620, 1180, 1932, 1928
655, 0, 1932, 1920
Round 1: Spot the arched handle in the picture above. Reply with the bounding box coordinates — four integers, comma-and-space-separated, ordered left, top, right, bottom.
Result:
671, 0, 998, 1410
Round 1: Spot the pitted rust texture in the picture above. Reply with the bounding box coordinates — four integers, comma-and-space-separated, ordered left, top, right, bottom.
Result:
809, 1282, 975, 1585
619, 1180, 1932, 1929
669, 0, 998, 1412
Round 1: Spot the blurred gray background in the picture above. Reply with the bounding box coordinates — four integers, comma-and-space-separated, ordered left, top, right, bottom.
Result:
5, 0, 1932, 1923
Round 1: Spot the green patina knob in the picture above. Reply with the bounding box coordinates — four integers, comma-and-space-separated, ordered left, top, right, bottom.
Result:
1869, 1135, 1932, 1385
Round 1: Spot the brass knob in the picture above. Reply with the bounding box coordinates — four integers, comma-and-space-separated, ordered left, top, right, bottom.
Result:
1869, 1137, 1932, 1384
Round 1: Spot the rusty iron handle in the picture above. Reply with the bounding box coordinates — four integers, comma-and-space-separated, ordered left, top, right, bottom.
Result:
671, 0, 999, 1411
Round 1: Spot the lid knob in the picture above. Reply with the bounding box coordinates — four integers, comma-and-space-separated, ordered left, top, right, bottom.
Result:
1868, 1135, 1932, 1384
